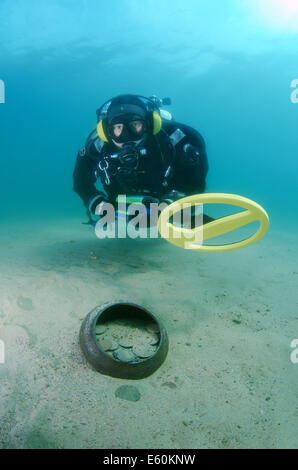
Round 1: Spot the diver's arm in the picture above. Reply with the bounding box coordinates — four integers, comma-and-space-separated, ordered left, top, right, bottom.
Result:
73, 152, 107, 213
171, 125, 208, 194
181, 141, 208, 192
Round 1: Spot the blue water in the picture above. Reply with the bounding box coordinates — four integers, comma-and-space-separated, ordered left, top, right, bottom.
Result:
1, 0, 298, 228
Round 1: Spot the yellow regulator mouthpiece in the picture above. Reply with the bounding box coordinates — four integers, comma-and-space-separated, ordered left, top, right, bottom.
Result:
158, 193, 269, 252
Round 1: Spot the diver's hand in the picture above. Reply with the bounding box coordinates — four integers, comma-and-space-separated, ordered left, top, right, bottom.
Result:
88, 193, 109, 215
142, 195, 160, 208
84, 195, 111, 227
161, 190, 186, 205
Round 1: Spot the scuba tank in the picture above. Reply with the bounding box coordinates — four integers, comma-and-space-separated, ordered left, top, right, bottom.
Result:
149, 95, 173, 122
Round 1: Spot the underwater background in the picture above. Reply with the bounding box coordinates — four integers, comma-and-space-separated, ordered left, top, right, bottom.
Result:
0, 0, 298, 449
1, 0, 298, 226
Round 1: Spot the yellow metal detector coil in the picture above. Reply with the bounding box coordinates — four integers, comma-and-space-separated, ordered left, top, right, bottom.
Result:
157, 193, 269, 252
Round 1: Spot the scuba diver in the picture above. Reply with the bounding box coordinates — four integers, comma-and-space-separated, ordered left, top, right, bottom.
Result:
73, 94, 209, 225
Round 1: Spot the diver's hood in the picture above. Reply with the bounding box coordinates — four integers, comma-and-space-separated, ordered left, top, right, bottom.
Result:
107, 103, 147, 125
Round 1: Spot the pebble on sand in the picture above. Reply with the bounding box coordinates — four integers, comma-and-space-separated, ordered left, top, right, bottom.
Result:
17, 296, 34, 311
115, 385, 141, 402
161, 381, 177, 389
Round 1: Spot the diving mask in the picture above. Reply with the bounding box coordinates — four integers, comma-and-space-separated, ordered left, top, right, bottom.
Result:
106, 102, 148, 145
109, 118, 147, 145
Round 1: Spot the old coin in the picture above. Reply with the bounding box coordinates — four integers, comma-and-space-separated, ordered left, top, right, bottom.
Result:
118, 339, 133, 348
146, 323, 160, 334
99, 339, 118, 352
95, 324, 107, 335
113, 348, 136, 363
149, 333, 160, 346
133, 345, 156, 359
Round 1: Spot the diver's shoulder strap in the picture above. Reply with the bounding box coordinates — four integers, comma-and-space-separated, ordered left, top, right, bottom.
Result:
94, 138, 105, 153
157, 125, 187, 188
85, 128, 105, 155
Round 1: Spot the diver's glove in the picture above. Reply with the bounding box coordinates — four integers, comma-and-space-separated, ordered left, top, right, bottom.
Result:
141, 195, 180, 211
87, 193, 109, 215
83, 193, 111, 227
160, 190, 186, 205
141, 195, 160, 208
183, 143, 201, 167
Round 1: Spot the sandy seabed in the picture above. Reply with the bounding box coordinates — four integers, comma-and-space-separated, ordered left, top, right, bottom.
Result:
0, 215, 297, 449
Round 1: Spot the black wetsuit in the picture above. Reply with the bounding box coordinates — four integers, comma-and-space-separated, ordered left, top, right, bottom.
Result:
73, 120, 208, 211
